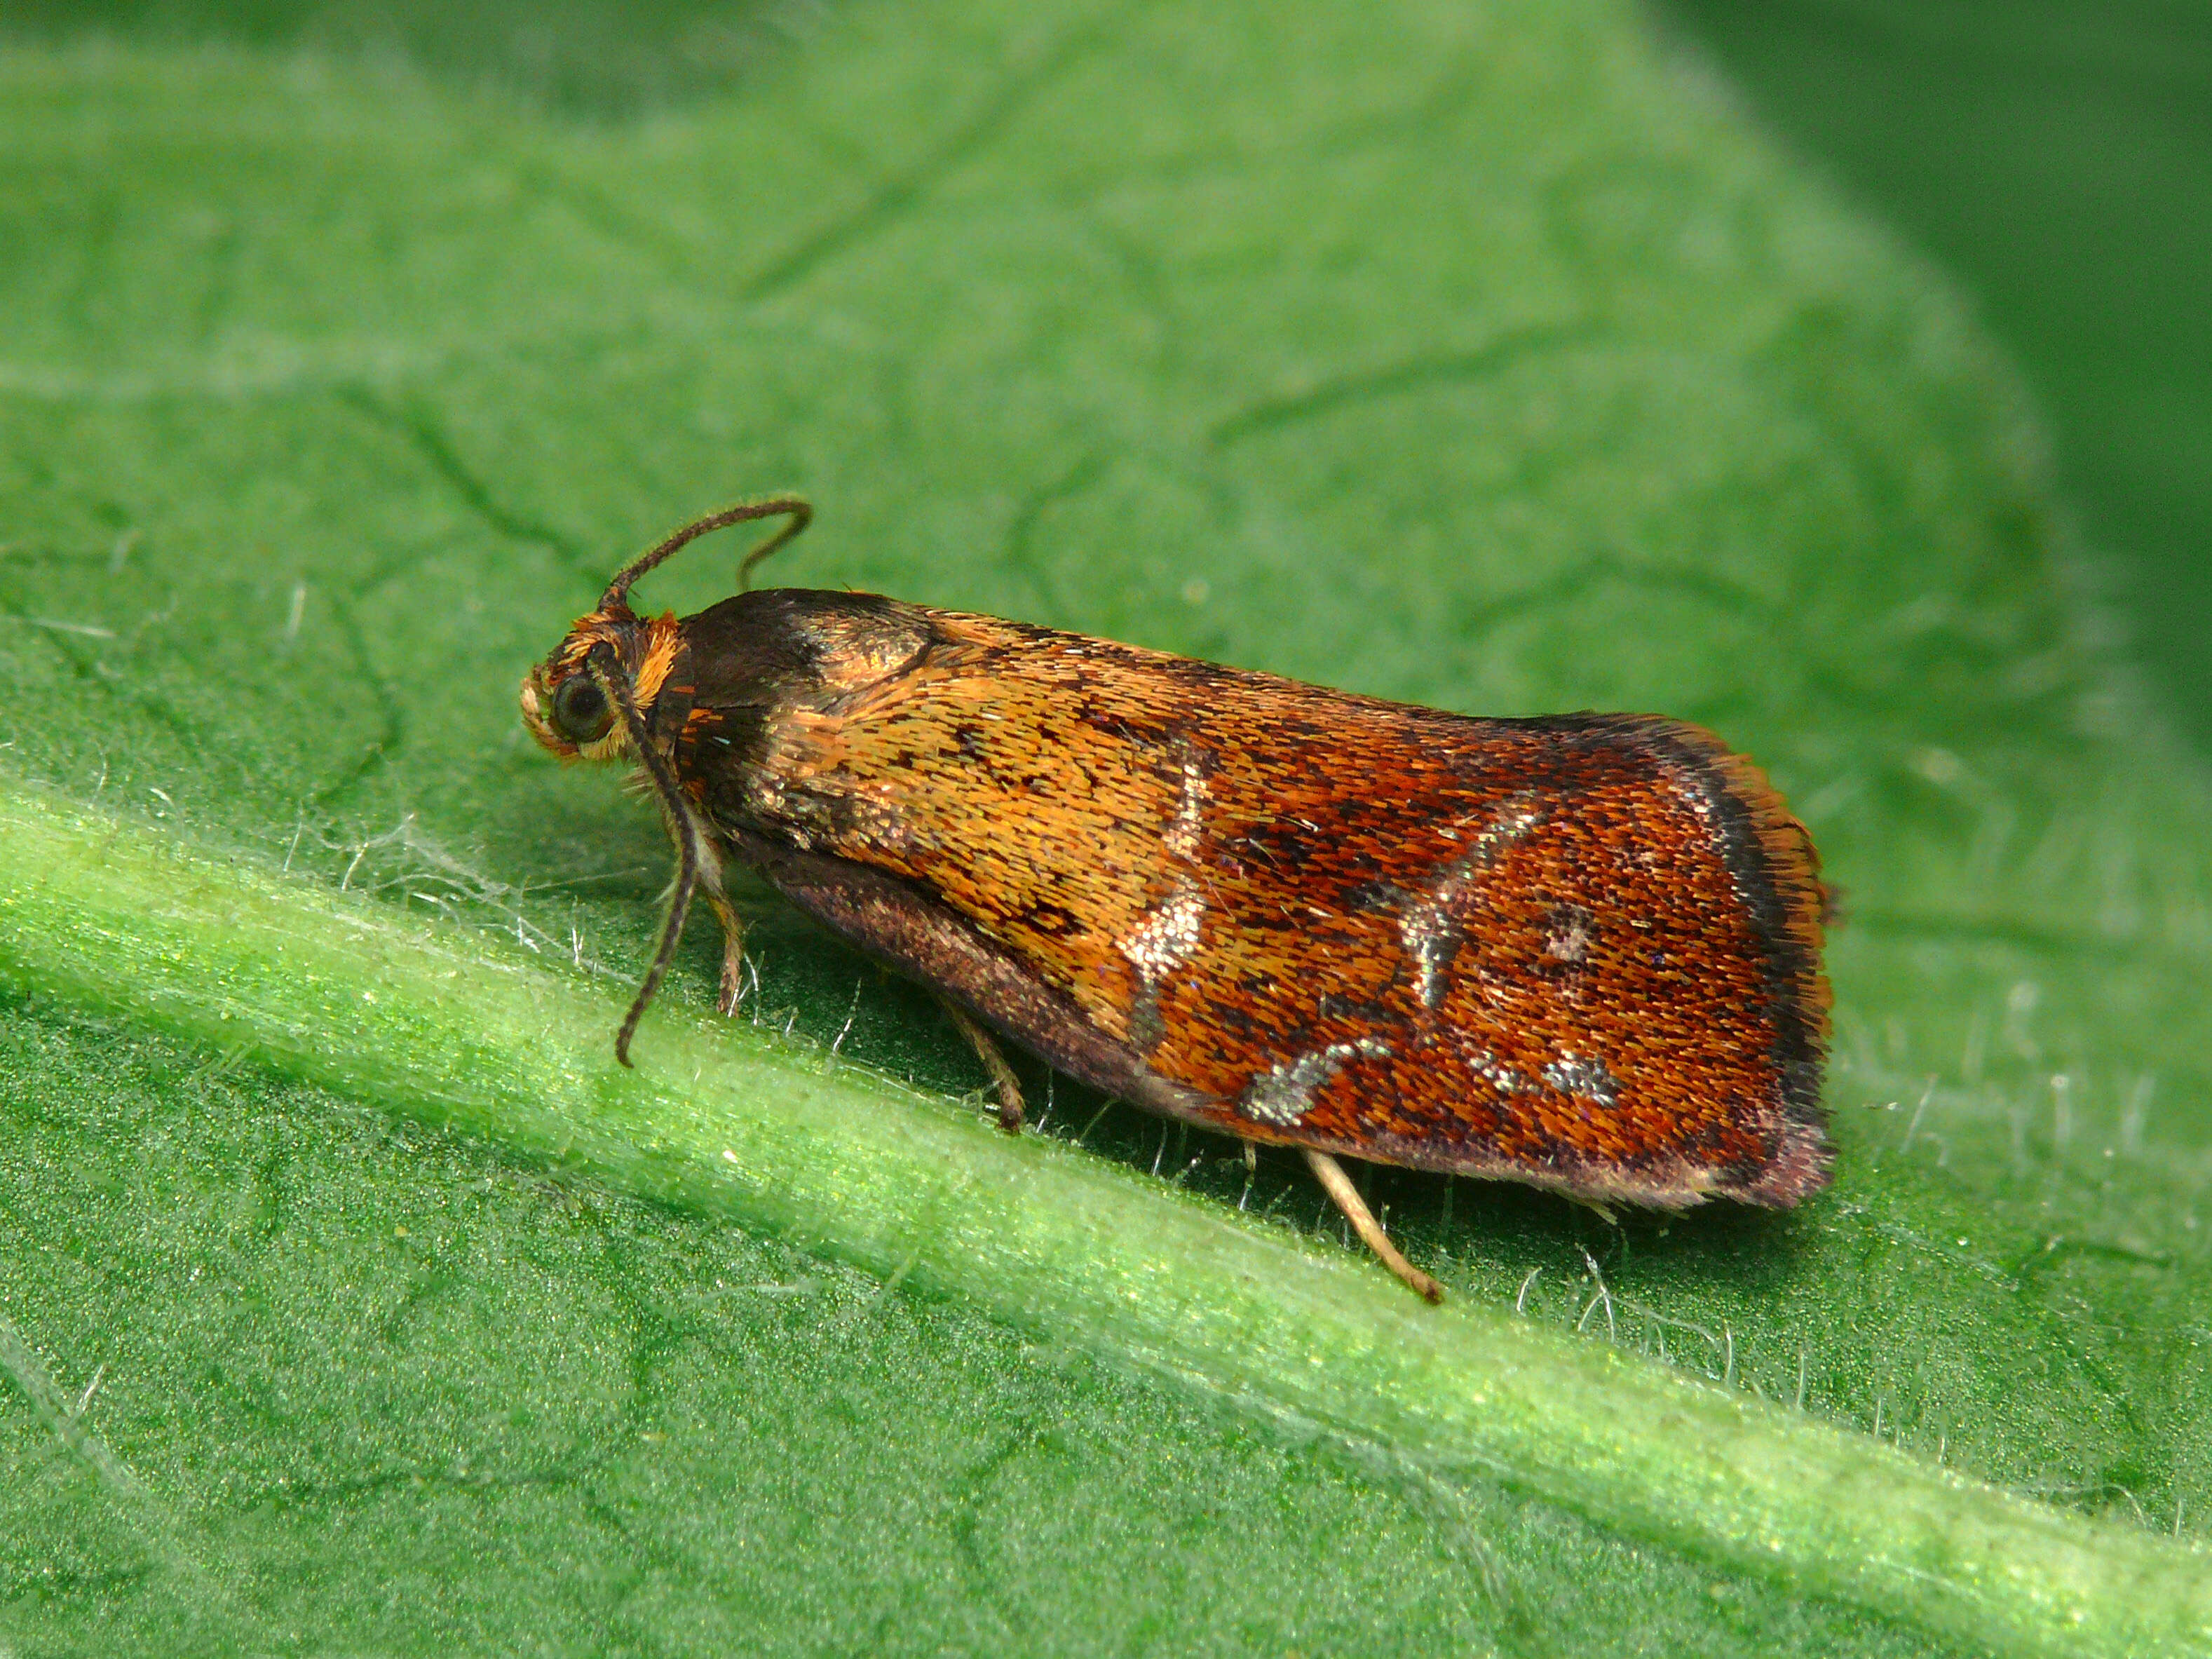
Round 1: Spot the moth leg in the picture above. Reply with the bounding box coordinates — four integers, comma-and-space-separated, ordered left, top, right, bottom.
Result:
705, 891, 748, 1017
1303, 1149, 1444, 1304
937, 996, 1024, 1134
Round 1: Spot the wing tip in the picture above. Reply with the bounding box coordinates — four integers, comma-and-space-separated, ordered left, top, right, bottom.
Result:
1732, 1111, 1837, 1207
1633, 720, 1833, 1080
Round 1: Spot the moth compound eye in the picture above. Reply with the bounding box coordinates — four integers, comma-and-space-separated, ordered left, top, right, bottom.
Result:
552, 673, 614, 745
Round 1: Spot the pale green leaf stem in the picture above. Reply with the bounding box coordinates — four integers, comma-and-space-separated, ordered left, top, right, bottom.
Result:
3, 785, 2208, 1656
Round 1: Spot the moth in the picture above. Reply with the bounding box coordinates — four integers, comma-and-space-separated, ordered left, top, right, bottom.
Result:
521, 498, 1832, 1301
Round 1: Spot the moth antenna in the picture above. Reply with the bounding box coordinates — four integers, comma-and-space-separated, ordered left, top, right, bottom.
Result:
737, 503, 812, 592
588, 648, 710, 1066
602, 494, 813, 609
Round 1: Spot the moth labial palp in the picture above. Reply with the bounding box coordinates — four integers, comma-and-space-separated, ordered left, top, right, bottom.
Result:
522, 496, 1836, 1304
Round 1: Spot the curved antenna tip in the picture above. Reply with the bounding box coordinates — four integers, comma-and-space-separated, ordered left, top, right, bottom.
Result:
603, 494, 814, 608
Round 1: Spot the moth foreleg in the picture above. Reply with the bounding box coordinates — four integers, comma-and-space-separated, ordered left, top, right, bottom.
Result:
706, 891, 747, 1017
936, 996, 1024, 1134
1303, 1149, 1443, 1304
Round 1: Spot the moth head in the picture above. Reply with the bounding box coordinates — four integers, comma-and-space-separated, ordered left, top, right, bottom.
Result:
520, 606, 660, 763
522, 495, 815, 764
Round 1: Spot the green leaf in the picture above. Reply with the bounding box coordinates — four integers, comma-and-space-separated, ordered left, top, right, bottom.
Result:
1658, 0, 2212, 749
2, 1, 2208, 1653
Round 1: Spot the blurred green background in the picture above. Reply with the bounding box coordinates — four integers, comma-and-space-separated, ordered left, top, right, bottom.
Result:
1660, 0, 2212, 750
8, 0, 2206, 745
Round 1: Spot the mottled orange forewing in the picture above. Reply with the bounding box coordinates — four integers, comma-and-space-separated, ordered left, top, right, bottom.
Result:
683, 605, 1829, 1207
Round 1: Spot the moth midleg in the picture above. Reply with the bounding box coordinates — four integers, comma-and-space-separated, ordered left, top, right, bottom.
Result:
935, 995, 1024, 1134
705, 891, 748, 1017
1303, 1149, 1444, 1304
